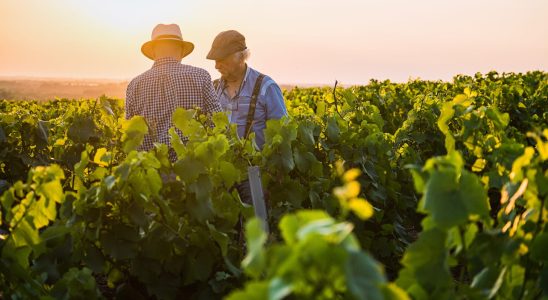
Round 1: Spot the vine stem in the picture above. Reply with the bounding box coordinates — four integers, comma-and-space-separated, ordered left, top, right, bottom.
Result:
332, 80, 344, 119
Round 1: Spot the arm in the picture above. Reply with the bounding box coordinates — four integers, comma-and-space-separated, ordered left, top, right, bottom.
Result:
262, 80, 288, 120
125, 80, 136, 120
202, 72, 223, 114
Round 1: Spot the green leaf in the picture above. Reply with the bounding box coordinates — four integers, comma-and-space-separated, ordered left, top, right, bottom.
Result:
100, 224, 139, 260
212, 111, 229, 129
437, 101, 456, 153
396, 229, 453, 296
280, 143, 295, 172
74, 150, 90, 180
279, 210, 331, 245
510, 147, 535, 181
293, 148, 310, 173
326, 117, 340, 142
212, 192, 240, 226
226, 281, 269, 300
218, 161, 240, 187
420, 169, 488, 229
84, 245, 106, 273
207, 222, 229, 257
298, 120, 316, 146
485, 107, 509, 129
173, 156, 206, 183
31, 196, 56, 228
0, 124, 6, 143
296, 219, 354, 245
12, 218, 40, 248
169, 127, 186, 156
531, 233, 548, 262
100, 97, 115, 116
2, 241, 33, 269
172, 108, 195, 132
37, 179, 64, 204
242, 218, 267, 278
345, 251, 387, 300
145, 168, 162, 197
36, 120, 49, 144
122, 116, 148, 153
471, 266, 507, 298
269, 278, 292, 300
187, 175, 214, 221
67, 117, 97, 143
195, 135, 230, 164
382, 283, 411, 300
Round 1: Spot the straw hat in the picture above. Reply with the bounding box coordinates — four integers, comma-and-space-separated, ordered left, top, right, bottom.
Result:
141, 24, 194, 60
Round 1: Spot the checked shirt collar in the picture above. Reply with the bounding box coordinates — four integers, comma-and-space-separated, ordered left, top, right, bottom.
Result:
152, 56, 181, 68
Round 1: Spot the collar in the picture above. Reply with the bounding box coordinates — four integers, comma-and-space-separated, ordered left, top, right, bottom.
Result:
152, 57, 181, 67
220, 64, 250, 90
241, 64, 251, 85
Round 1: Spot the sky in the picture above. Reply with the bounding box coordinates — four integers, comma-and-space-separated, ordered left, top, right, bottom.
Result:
0, 0, 547, 85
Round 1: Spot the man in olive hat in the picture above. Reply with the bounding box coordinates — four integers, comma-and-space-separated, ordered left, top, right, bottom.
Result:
207, 30, 287, 210
206, 30, 288, 150
126, 24, 222, 161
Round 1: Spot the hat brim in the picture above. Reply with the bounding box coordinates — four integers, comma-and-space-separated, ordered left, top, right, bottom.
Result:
206, 47, 234, 60
141, 38, 194, 60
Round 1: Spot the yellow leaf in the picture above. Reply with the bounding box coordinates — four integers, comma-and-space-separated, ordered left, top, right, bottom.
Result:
345, 181, 360, 198
349, 198, 374, 220
343, 168, 361, 182
333, 187, 346, 200
93, 148, 109, 167
54, 138, 66, 146
335, 161, 345, 176
471, 158, 486, 172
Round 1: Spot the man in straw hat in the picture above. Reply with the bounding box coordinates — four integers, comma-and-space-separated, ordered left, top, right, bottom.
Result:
126, 24, 222, 161
207, 30, 287, 151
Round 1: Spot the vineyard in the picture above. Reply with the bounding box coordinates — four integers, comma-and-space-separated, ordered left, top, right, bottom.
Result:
0, 71, 547, 299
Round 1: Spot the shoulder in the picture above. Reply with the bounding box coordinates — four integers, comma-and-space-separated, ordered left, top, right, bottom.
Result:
127, 68, 154, 90
247, 67, 280, 95
179, 64, 212, 80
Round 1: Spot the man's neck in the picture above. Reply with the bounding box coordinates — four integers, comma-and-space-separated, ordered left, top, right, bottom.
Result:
224, 64, 247, 84
154, 54, 181, 61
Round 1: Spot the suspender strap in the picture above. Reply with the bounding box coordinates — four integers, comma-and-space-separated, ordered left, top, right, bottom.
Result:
244, 73, 265, 139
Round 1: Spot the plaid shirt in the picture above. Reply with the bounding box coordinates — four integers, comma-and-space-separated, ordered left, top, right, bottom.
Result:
125, 57, 222, 157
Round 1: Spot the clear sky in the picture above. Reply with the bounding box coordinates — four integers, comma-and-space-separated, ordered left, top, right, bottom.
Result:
0, 0, 547, 85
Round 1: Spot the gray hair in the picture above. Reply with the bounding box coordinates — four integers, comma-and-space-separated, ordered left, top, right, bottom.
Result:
230, 48, 251, 61
238, 48, 251, 61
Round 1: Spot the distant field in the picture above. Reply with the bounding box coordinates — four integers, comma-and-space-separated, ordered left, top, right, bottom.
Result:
0, 78, 128, 100
0, 78, 307, 100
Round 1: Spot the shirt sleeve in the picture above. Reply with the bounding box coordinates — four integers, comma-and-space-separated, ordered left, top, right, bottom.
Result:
125, 80, 136, 120
202, 72, 223, 114
262, 80, 288, 120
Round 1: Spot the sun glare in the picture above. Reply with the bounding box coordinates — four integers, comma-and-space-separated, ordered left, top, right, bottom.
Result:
68, 1, 193, 34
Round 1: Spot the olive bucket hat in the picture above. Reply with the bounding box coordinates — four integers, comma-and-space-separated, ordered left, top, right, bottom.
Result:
141, 24, 194, 60
206, 30, 247, 60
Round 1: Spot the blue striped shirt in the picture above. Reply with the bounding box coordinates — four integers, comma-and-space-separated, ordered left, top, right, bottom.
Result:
215, 66, 288, 149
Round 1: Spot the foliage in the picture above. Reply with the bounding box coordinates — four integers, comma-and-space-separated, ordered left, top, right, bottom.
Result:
0, 71, 546, 299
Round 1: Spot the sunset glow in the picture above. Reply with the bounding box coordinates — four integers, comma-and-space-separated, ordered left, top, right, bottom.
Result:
1, 0, 547, 85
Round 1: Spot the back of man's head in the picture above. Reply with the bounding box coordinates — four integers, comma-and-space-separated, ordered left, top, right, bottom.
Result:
153, 40, 183, 60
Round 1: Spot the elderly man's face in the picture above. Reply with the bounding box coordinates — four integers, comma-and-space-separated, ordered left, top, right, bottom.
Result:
215, 52, 245, 81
